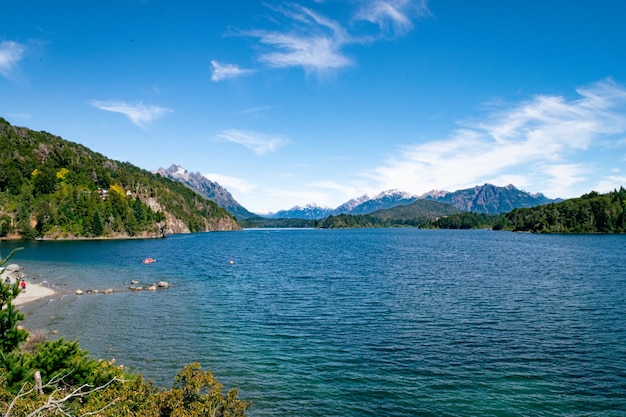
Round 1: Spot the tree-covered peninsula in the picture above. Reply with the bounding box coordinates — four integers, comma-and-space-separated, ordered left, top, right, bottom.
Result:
0, 118, 240, 240
495, 188, 626, 233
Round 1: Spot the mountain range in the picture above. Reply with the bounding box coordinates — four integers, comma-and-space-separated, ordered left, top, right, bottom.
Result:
158, 164, 561, 220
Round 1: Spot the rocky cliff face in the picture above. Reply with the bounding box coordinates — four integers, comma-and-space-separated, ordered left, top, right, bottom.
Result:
146, 196, 240, 235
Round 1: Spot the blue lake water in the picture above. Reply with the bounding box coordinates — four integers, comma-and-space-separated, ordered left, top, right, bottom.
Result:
4, 229, 626, 416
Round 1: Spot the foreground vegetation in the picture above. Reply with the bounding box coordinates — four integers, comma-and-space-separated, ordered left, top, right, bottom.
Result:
0, 250, 250, 416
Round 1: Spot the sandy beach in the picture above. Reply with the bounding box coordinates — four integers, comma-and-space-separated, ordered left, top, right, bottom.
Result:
13, 283, 57, 306
2, 264, 58, 306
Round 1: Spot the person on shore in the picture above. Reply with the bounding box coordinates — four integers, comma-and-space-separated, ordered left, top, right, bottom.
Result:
20, 279, 26, 292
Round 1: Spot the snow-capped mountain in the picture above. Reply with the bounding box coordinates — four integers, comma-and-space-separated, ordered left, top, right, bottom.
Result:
154, 164, 257, 220
268, 203, 333, 220
332, 193, 375, 213
268, 190, 420, 219
342, 189, 419, 215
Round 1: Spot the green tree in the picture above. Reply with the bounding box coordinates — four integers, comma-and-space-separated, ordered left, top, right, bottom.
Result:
154, 363, 251, 417
0, 247, 27, 355
90, 210, 104, 236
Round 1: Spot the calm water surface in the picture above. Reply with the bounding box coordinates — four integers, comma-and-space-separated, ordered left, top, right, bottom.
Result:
4, 229, 626, 416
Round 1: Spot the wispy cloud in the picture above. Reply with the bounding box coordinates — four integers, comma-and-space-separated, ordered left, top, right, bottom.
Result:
210, 60, 255, 82
89, 100, 173, 128
0, 41, 25, 80
6, 112, 31, 119
238, 106, 273, 119
355, 0, 430, 35
202, 172, 257, 194
246, 4, 352, 74
264, 187, 335, 209
368, 79, 626, 199
242, 1, 430, 75
216, 129, 290, 155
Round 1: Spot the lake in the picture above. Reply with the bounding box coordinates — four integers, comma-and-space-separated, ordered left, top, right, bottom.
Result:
4, 229, 626, 416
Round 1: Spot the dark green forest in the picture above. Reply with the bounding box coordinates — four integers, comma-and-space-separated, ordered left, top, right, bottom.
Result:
496, 188, 626, 233
430, 212, 501, 229
0, 118, 238, 239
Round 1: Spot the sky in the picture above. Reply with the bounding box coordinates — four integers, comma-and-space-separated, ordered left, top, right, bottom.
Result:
2, 1, 626, 214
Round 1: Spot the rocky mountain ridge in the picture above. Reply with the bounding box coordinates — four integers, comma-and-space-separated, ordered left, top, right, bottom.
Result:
422, 184, 560, 214
154, 164, 257, 220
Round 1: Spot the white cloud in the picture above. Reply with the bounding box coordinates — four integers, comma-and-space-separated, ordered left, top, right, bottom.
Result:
89, 100, 173, 128
255, 31, 352, 72
247, 5, 352, 73
0, 41, 25, 79
216, 129, 289, 155
203, 172, 257, 194
308, 179, 367, 200
539, 164, 589, 198
368, 79, 626, 199
242, 1, 430, 75
355, 0, 430, 35
210, 60, 255, 82
6, 112, 31, 119
264, 187, 334, 209
593, 175, 626, 194
238, 106, 273, 119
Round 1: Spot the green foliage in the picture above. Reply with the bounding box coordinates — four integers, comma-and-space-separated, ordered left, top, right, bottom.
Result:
499, 187, 626, 233
0, 295, 27, 356
0, 363, 251, 417
0, 248, 27, 356
316, 214, 382, 228
0, 118, 238, 239
154, 363, 251, 417
26, 339, 104, 389
428, 212, 502, 229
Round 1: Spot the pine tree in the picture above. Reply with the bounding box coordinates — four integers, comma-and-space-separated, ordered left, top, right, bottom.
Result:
0, 247, 28, 355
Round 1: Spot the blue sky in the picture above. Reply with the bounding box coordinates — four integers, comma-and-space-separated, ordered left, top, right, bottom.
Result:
2, 1, 626, 213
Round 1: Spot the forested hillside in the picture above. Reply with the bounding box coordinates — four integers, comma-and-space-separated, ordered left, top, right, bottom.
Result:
496, 188, 626, 233
315, 199, 461, 228
0, 118, 240, 239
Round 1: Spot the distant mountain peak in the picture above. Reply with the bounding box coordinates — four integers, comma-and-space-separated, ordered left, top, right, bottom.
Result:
154, 164, 257, 220
421, 189, 451, 199
270, 204, 332, 220
423, 183, 559, 214
374, 189, 419, 200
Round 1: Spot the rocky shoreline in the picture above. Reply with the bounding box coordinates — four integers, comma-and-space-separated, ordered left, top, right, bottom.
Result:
2, 263, 173, 307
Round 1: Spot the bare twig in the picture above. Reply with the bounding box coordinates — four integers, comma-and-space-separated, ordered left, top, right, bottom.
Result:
4, 373, 127, 417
